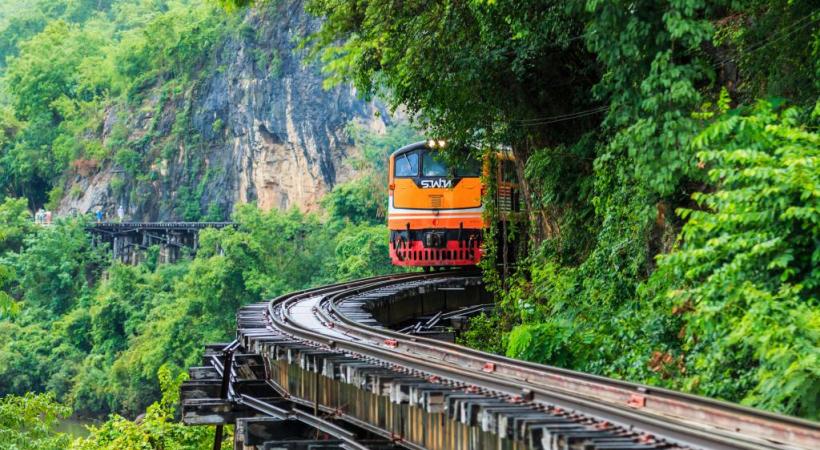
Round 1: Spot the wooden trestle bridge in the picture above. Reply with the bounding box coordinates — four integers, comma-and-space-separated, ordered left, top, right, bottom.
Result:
86, 222, 233, 264
180, 271, 820, 450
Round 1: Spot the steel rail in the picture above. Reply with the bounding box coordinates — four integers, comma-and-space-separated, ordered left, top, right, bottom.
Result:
260, 272, 819, 450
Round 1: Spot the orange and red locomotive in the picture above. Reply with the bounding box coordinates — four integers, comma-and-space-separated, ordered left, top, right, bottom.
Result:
387, 141, 518, 267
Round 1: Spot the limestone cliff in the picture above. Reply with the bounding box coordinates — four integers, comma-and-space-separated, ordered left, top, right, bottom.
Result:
57, 1, 390, 221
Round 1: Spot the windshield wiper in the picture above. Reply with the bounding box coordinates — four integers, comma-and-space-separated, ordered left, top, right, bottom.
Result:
401, 153, 414, 175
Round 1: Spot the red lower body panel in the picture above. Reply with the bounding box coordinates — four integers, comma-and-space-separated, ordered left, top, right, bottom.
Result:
390, 239, 481, 266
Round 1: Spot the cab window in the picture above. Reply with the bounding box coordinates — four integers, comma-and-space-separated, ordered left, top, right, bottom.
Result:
422, 151, 449, 177
394, 151, 419, 177
455, 155, 481, 177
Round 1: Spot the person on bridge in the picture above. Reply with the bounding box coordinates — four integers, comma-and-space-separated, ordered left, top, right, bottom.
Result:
117, 205, 124, 222
96, 209, 103, 223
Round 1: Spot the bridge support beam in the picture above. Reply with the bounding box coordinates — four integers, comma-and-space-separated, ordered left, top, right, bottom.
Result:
86, 222, 233, 264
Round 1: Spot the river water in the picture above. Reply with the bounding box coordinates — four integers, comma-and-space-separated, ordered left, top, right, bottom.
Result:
55, 417, 96, 438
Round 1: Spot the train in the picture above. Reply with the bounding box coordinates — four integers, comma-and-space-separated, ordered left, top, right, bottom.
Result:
387, 140, 519, 268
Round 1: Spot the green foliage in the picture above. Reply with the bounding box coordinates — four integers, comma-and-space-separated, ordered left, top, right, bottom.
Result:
0, 321, 56, 395
0, 197, 32, 253
5, 20, 103, 121
73, 365, 225, 450
175, 186, 203, 221
1, 18, 109, 202
303, 0, 596, 163
73, 263, 187, 416
6, 218, 105, 315
45, 185, 64, 210
0, 202, 399, 418
479, 99, 820, 418
0, 216, 107, 405
322, 177, 382, 226
203, 201, 225, 221
713, 2, 819, 106
331, 224, 392, 280
211, 117, 224, 134
648, 100, 820, 417
114, 148, 141, 176
0, 5, 47, 68
0, 124, 406, 421
506, 320, 582, 368
0, 0, 812, 442
456, 313, 505, 356
524, 136, 597, 264
267, 49, 282, 78
109, 176, 125, 196
0, 392, 72, 450
0, 266, 17, 318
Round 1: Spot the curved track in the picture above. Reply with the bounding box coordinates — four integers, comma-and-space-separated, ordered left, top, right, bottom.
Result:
227, 271, 819, 450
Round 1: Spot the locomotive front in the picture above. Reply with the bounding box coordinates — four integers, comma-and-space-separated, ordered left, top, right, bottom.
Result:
388, 141, 484, 267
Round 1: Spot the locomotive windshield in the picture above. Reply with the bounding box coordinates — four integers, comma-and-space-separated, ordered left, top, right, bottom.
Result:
422, 151, 482, 178
393, 148, 482, 178
422, 152, 448, 177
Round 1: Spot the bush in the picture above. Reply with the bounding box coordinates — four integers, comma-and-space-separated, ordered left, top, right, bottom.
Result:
72, 365, 225, 450
649, 100, 820, 417
0, 392, 71, 450
113, 149, 141, 176
457, 313, 505, 355
506, 320, 584, 368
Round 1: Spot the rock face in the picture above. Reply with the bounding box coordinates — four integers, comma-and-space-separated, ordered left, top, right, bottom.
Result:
58, 1, 389, 221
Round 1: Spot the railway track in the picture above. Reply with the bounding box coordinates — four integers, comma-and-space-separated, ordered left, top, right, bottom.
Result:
182, 271, 820, 450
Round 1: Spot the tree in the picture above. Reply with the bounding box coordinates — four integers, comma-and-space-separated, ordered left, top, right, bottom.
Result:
6, 20, 106, 122
0, 322, 56, 395
0, 197, 31, 317
7, 218, 105, 315
1, 19, 108, 203
296, 0, 820, 419
323, 122, 420, 227
0, 197, 33, 253
0, 7, 47, 68
332, 224, 396, 280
